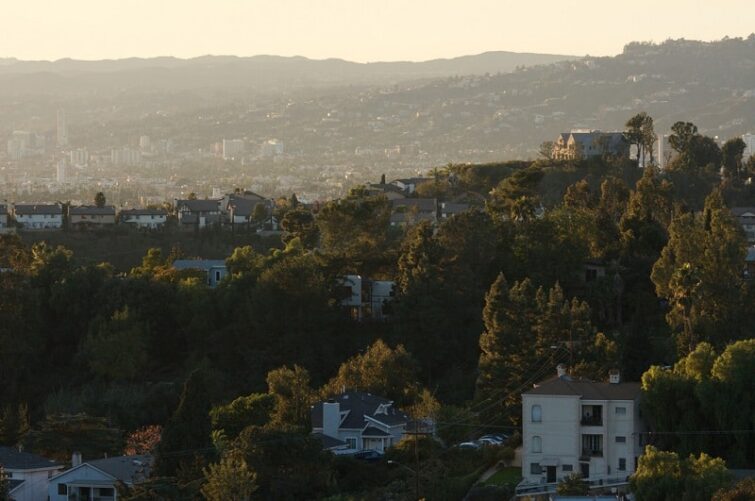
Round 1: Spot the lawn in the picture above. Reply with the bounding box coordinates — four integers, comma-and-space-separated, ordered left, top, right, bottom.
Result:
483, 467, 521, 487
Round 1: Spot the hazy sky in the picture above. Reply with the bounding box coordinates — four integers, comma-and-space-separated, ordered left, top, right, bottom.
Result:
4, 0, 755, 61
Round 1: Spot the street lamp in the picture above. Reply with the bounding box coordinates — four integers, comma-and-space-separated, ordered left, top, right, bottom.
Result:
387, 460, 420, 500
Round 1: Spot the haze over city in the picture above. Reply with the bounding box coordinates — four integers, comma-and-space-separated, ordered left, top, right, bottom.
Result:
1, 2, 755, 500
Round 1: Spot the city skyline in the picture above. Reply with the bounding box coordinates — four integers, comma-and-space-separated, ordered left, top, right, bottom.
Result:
3, 0, 755, 62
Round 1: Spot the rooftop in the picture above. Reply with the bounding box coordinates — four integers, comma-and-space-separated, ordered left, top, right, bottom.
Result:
524, 375, 641, 401
0, 446, 62, 470
87, 454, 152, 484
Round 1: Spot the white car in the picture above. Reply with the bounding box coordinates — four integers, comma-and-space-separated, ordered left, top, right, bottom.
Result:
456, 441, 480, 449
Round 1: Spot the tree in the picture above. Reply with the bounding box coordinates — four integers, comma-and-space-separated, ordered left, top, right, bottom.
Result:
280, 207, 319, 248
721, 138, 747, 181
651, 190, 747, 352
251, 203, 268, 226
124, 425, 162, 456
82, 307, 149, 381
488, 166, 544, 220
713, 478, 755, 501
154, 370, 214, 476
265, 366, 315, 430
625, 112, 655, 166
201, 455, 258, 501
0, 466, 8, 501
22, 414, 123, 463
94, 192, 106, 208
556, 473, 588, 495
538, 141, 554, 159
210, 394, 274, 440
323, 339, 420, 407
225, 246, 264, 279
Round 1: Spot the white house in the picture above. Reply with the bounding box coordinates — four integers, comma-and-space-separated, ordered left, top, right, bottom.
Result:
48, 454, 152, 501
69, 206, 117, 229
0, 446, 64, 501
732, 207, 755, 243
221, 191, 270, 226
552, 131, 629, 160
172, 259, 228, 287
338, 275, 395, 321
119, 208, 168, 229
13, 204, 63, 230
311, 392, 411, 454
518, 366, 643, 496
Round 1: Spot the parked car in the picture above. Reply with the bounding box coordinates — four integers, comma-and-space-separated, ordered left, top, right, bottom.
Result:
456, 441, 480, 450
353, 450, 384, 462
477, 437, 503, 447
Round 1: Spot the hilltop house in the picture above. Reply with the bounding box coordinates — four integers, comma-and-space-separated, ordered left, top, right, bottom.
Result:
69, 205, 116, 229
364, 183, 406, 200
174, 199, 222, 229
48, 454, 152, 501
517, 365, 643, 497
311, 392, 411, 454
0, 446, 64, 501
172, 259, 228, 287
440, 202, 470, 219
221, 192, 271, 227
12, 203, 63, 230
552, 131, 629, 160
390, 177, 431, 195
119, 208, 168, 229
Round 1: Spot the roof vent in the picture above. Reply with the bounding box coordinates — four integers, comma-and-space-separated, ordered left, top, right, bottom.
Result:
609, 369, 620, 384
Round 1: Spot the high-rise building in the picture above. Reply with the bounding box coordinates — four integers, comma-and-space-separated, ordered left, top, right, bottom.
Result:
56, 159, 68, 183
222, 139, 245, 160
743, 133, 755, 160
57, 109, 68, 147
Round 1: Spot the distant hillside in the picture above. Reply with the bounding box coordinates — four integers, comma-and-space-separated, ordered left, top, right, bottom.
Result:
0, 51, 578, 94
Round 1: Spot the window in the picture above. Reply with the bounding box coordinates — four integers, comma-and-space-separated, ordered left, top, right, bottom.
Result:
98, 487, 115, 496
532, 436, 542, 453
530, 463, 542, 475
581, 434, 603, 457
58, 484, 67, 495
531, 404, 542, 423
563, 464, 573, 472
618, 458, 626, 471
346, 437, 357, 449
615, 406, 627, 415
616, 436, 626, 443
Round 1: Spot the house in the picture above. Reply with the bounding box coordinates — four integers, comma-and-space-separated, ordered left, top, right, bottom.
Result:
440, 202, 470, 219
338, 275, 395, 321
390, 177, 431, 195
311, 392, 411, 454
517, 365, 643, 496
69, 206, 116, 229
732, 207, 755, 243
364, 183, 406, 200
119, 208, 168, 229
0, 446, 64, 501
172, 259, 228, 287
745, 247, 755, 279
390, 198, 438, 227
48, 454, 152, 501
552, 131, 629, 160
174, 199, 222, 229
12, 204, 64, 230
221, 192, 271, 226
0, 204, 11, 233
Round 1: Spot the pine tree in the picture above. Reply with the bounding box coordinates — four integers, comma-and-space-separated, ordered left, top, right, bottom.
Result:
154, 370, 214, 476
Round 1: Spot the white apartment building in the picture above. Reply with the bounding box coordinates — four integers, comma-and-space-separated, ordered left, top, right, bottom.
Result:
222, 139, 245, 160
743, 133, 755, 160
120, 208, 168, 229
13, 204, 64, 230
519, 365, 643, 495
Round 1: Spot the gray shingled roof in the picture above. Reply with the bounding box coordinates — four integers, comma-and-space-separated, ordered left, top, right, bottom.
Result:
120, 208, 168, 217
732, 207, 755, 216
362, 426, 391, 437
88, 455, 152, 484
391, 198, 437, 212
176, 199, 220, 212
524, 376, 641, 401
311, 391, 409, 429
173, 259, 226, 271
13, 204, 62, 215
0, 446, 62, 470
70, 205, 116, 216
311, 432, 347, 450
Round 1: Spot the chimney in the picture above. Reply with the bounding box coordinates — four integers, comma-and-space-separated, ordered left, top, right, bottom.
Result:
556, 364, 568, 378
609, 369, 621, 384
322, 400, 340, 440
71, 451, 82, 467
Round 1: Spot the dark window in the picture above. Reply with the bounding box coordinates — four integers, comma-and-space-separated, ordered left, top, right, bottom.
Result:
585, 268, 598, 282
530, 463, 542, 475
618, 458, 626, 471
98, 487, 115, 496
563, 464, 573, 472
58, 484, 67, 495
581, 434, 603, 456
615, 406, 627, 415
531, 405, 542, 423
616, 436, 626, 443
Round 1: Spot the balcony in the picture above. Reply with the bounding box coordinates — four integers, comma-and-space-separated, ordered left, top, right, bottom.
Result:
581, 448, 603, 458
580, 416, 603, 426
